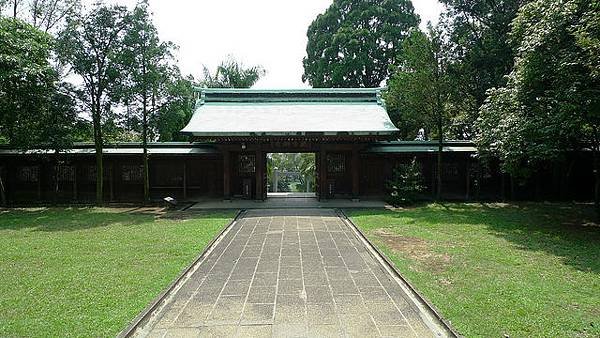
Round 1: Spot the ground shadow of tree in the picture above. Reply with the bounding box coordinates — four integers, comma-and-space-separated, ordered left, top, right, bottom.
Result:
348, 203, 600, 274
0, 207, 165, 232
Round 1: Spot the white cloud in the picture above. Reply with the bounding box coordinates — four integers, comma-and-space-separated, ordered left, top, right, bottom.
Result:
87, 0, 444, 88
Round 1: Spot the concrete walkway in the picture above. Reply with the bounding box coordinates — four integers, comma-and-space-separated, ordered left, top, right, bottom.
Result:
130, 209, 452, 338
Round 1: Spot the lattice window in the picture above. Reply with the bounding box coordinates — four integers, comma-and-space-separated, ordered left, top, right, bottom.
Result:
122, 165, 143, 182
239, 155, 256, 174
327, 154, 345, 174
55, 166, 75, 182
17, 166, 39, 183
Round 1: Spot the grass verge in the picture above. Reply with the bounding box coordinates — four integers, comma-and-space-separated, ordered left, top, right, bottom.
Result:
0, 207, 236, 337
347, 203, 600, 337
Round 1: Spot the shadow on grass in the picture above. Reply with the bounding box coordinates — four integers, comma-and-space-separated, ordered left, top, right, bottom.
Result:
0, 207, 235, 232
348, 202, 600, 273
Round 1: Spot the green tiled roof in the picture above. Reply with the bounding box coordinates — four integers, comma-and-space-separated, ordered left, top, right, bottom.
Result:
181, 88, 399, 137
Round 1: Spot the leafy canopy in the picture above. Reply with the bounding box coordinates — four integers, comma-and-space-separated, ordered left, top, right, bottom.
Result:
0, 17, 77, 150
385, 26, 451, 140
439, 0, 528, 139
302, 0, 419, 88
200, 56, 265, 88
476, 0, 600, 178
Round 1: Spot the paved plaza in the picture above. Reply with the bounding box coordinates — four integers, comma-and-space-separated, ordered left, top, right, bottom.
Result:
131, 209, 451, 337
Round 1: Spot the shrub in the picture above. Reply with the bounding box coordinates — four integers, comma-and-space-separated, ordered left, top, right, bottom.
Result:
386, 157, 425, 206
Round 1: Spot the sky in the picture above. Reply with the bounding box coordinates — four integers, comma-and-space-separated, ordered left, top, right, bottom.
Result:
95, 0, 445, 88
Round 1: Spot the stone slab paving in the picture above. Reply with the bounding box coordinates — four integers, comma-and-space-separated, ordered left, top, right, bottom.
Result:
132, 209, 450, 338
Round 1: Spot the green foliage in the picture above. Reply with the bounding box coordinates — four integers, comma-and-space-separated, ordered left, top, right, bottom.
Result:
439, 0, 527, 139
385, 27, 450, 140
302, 0, 419, 88
386, 157, 424, 206
0, 17, 78, 150
56, 3, 129, 203
200, 56, 265, 88
476, 0, 600, 178
154, 74, 195, 142
385, 26, 451, 199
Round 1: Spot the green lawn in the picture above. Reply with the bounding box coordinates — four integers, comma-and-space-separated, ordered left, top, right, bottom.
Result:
347, 203, 600, 338
0, 207, 236, 337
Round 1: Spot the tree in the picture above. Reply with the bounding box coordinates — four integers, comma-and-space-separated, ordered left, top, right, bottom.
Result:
302, 0, 419, 88
119, 1, 178, 202
200, 56, 265, 88
476, 0, 600, 209
154, 74, 196, 142
56, 3, 129, 204
0, 17, 54, 146
1, 0, 79, 32
385, 26, 451, 199
0, 17, 80, 205
0, 16, 78, 150
439, 0, 528, 139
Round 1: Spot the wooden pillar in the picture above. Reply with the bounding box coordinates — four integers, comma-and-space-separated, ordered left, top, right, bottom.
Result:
352, 146, 359, 201
255, 150, 263, 201
223, 151, 231, 200
183, 161, 187, 200
320, 147, 327, 199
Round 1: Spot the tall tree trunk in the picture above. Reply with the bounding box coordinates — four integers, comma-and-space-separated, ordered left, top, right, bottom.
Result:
13, 0, 18, 18
93, 98, 104, 205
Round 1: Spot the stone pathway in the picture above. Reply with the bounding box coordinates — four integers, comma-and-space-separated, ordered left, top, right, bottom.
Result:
131, 209, 451, 338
